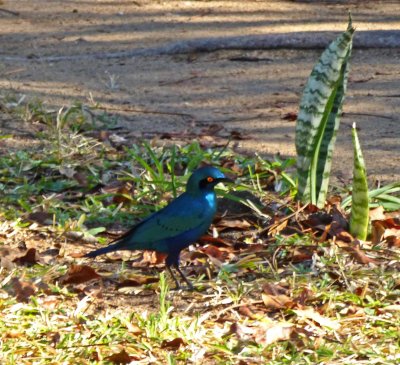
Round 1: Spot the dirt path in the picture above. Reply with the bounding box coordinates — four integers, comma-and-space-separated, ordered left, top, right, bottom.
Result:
1, 0, 399, 183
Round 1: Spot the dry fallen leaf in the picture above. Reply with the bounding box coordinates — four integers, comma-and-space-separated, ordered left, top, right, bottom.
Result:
262, 282, 288, 296
37, 295, 61, 310
201, 245, 230, 261
198, 235, 229, 246
112, 182, 134, 205
228, 322, 254, 342
349, 243, 378, 265
13, 248, 42, 266
230, 130, 250, 140
12, 278, 37, 303
1, 256, 15, 270
371, 220, 387, 244
73, 171, 89, 186
59, 264, 101, 285
109, 133, 128, 147
70, 251, 87, 258
220, 159, 244, 175
262, 283, 293, 310
291, 247, 314, 263
329, 222, 353, 242
294, 288, 314, 306
386, 236, 400, 247
161, 337, 185, 350
262, 292, 293, 310
117, 276, 159, 288
204, 137, 229, 148
326, 195, 342, 207
371, 217, 400, 245
238, 305, 258, 319
4, 330, 23, 339
0, 247, 19, 270
201, 123, 224, 136
59, 165, 76, 178
369, 206, 386, 221
380, 305, 400, 312
382, 227, 400, 239
268, 219, 288, 237
140, 251, 167, 265
215, 219, 252, 230
254, 322, 294, 346
294, 308, 340, 330
384, 217, 400, 229
282, 111, 297, 121
105, 349, 136, 364
206, 255, 224, 269
26, 212, 54, 225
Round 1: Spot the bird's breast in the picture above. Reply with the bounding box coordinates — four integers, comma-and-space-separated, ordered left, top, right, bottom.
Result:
180, 191, 217, 230
202, 191, 217, 215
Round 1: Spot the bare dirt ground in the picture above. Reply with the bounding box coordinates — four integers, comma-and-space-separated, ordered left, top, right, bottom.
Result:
0, 0, 399, 183
0, 1, 400, 347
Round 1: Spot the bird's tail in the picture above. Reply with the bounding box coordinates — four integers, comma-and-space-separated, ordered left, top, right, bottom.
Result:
85, 240, 126, 258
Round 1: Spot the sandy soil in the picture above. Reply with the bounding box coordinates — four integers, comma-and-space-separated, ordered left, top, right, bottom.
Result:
0, 0, 399, 183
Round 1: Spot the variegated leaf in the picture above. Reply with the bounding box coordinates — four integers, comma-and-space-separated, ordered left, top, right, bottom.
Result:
296, 19, 354, 207
350, 123, 369, 240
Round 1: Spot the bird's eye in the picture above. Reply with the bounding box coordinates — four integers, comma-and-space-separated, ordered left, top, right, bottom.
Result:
207, 176, 214, 183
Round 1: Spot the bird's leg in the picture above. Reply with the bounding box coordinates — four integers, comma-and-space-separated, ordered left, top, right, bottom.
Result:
166, 265, 181, 290
174, 264, 194, 291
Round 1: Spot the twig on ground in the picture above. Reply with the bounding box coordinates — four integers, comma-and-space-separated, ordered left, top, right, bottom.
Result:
0, 8, 19, 16
96, 105, 194, 119
2, 30, 400, 63
343, 112, 394, 120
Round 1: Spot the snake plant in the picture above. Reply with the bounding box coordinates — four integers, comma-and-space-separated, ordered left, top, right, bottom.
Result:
296, 18, 355, 208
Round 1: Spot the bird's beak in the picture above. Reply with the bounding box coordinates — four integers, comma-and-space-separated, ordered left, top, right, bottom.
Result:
217, 177, 234, 184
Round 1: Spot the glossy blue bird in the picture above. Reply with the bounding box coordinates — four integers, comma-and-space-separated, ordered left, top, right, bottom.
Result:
85, 166, 231, 289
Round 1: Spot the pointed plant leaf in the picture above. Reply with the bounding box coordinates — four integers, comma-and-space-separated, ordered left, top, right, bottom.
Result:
350, 123, 369, 240
315, 46, 352, 207
341, 181, 400, 210
296, 18, 354, 207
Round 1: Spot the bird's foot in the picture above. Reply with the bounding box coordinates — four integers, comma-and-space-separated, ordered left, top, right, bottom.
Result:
167, 264, 197, 291
171, 282, 195, 291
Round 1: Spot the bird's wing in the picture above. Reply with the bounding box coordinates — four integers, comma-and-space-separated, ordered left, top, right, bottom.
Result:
117, 193, 213, 246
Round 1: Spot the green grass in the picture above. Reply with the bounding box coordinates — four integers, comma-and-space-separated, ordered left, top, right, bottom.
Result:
1, 254, 399, 364
0, 96, 399, 364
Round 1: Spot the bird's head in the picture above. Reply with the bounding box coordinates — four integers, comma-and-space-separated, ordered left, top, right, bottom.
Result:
186, 166, 232, 194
